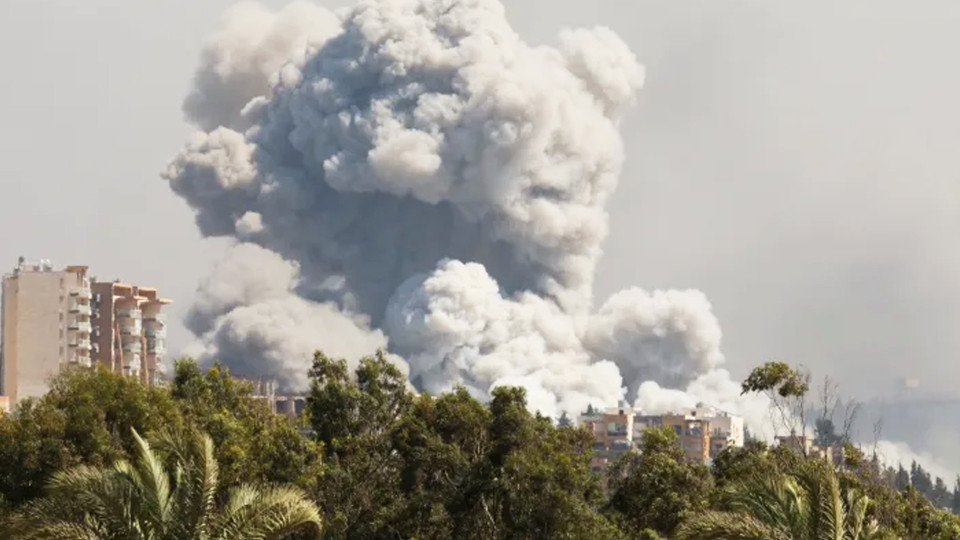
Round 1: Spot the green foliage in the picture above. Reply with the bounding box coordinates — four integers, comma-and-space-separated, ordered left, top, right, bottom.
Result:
741, 361, 809, 398
2, 355, 959, 540
306, 351, 620, 540
677, 461, 880, 540
0, 427, 322, 539
0, 359, 319, 507
0, 364, 180, 505
605, 426, 713, 536
171, 359, 322, 490
711, 442, 777, 491
893, 486, 960, 540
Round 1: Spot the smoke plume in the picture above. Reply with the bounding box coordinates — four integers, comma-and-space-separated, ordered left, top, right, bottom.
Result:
165, 0, 768, 421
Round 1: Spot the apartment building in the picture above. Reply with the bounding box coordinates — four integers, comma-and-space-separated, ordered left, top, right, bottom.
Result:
0, 258, 172, 408
581, 402, 745, 473
581, 403, 636, 473
1, 259, 94, 405
662, 405, 746, 462
91, 282, 171, 386
776, 431, 845, 467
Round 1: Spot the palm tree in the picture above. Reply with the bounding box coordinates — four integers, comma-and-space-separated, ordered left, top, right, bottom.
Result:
1, 427, 321, 539
676, 464, 879, 540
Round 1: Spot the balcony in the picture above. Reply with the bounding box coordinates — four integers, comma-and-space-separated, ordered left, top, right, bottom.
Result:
123, 353, 142, 370
146, 339, 166, 355
69, 304, 92, 316
67, 321, 92, 333
123, 341, 142, 353
69, 287, 92, 298
68, 339, 92, 349
116, 308, 142, 319
143, 313, 166, 324
144, 328, 167, 338
119, 322, 142, 335
67, 355, 92, 367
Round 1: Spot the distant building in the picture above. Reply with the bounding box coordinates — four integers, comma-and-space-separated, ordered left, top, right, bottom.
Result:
0, 258, 171, 407
581, 402, 637, 473
776, 431, 844, 467
581, 402, 744, 473
246, 377, 307, 420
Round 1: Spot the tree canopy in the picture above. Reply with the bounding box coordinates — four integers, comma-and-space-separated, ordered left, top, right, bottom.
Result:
0, 355, 958, 540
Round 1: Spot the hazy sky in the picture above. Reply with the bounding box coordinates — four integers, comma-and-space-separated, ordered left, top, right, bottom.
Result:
3, 0, 960, 402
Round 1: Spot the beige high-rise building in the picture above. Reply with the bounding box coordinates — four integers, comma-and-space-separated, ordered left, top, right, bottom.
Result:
90, 282, 171, 386
1, 258, 94, 405
1, 258, 172, 408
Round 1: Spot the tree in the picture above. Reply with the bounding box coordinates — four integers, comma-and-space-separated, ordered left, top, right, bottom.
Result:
304, 350, 412, 539
813, 375, 860, 448
605, 426, 713, 536
933, 476, 951, 510
676, 462, 880, 540
171, 359, 321, 491
1, 427, 322, 539
306, 351, 620, 540
741, 361, 810, 435
895, 486, 960, 540
474, 386, 620, 540
952, 476, 960, 515
711, 442, 778, 491
306, 350, 412, 454
895, 465, 911, 492
0, 364, 181, 505
911, 461, 933, 497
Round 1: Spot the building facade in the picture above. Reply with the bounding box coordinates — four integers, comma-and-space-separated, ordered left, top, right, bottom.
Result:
91, 282, 171, 386
0, 259, 171, 408
248, 378, 307, 418
776, 432, 844, 467
581, 402, 745, 473
1, 259, 93, 405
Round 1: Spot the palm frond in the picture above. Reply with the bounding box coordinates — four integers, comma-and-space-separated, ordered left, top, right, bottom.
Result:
213, 485, 322, 540
676, 510, 793, 540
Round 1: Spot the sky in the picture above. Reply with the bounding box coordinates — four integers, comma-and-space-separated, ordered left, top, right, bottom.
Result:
2, 0, 960, 408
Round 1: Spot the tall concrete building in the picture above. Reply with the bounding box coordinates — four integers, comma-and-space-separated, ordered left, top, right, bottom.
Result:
1, 258, 94, 404
0, 258, 172, 407
91, 282, 171, 387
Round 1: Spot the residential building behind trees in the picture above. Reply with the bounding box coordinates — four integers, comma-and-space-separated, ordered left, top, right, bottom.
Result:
0, 257, 171, 407
581, 402, 745, 472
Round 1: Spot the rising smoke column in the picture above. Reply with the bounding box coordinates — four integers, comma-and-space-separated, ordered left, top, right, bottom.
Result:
165, 0, 762, 420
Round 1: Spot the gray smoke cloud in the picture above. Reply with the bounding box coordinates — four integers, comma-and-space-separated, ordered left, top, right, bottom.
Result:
182, 0, 341, 132
165, 0, 773, 420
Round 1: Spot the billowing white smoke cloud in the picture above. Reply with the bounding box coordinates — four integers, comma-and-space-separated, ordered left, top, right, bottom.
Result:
165, 0, 770, 423
385, 259, 624, 416
184, 243, 393, 390
874, 440, 955, 484
183, 0, 341, 132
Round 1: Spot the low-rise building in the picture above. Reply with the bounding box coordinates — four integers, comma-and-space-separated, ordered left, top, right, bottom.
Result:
247, 377, 307, 420
776, 431, 845, 467
581, 402, 745, 473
